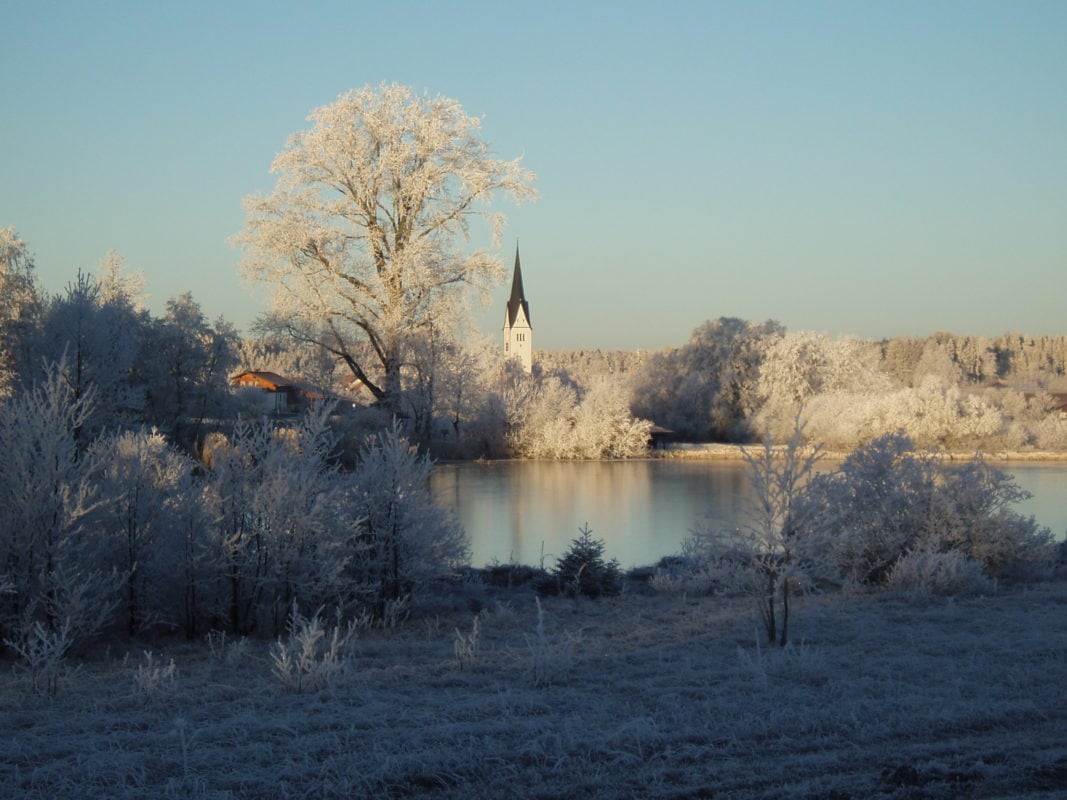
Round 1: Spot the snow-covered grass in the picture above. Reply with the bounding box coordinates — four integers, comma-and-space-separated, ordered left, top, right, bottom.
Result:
4, 583, 1067, 799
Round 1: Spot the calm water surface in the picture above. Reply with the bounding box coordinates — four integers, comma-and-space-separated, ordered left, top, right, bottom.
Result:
430, 460, 1067, 568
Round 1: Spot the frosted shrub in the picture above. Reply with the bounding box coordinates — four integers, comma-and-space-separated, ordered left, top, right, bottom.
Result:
885, 550, 995, 598
802, 433, 936, 585
650, 545, 747, 597
650, 557, 717, 596
4, 616, 74, 698
506, 374, 652, 459
798, 377, 1004, 450
0, 360, 114, 641
802, 434, 1055, 585
931, 459, 1055, 581
270, 604, 357, 693
350, 424, 468, 619
132, 651, 178, 699
92, 429, 194, 636
207, 403, 351, 635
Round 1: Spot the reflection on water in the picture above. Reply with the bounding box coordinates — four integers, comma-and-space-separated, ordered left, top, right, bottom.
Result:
431, 460, 1067, 569
1007, 464, 1067, 539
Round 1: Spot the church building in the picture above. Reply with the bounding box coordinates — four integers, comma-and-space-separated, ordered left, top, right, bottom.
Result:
503, 245, 533, 373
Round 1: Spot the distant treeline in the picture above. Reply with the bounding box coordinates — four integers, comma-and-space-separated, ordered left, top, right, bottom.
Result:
539, 319, 1067, 450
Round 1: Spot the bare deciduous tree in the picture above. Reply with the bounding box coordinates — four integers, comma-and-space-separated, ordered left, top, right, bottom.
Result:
694, 422, 823, 646
237, 83, 536, 416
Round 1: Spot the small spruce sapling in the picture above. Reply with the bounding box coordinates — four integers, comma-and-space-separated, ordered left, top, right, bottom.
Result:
542, 524, 621, 599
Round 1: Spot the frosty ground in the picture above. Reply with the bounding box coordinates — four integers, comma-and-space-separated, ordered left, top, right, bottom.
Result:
3, 580, 1066, 800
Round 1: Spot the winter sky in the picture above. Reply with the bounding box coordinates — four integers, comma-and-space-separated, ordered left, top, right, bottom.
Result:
2, 1, 1065, 351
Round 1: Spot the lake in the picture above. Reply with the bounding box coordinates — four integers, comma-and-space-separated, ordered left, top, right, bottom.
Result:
430, 459, 1067, 569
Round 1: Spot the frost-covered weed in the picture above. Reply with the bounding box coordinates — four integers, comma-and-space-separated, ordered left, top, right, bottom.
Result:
169, 716, 205, 797
453, 614, 482, 669
649, 566, 704, 597
205, 629, 248, 666
524, 597, 576, 687
270, 604, 357, 693
885, 550, 996, 598
132, 650, 177, 699
423, 614, 444, 639
736, 637, 828, 688
380, 594, 411, 631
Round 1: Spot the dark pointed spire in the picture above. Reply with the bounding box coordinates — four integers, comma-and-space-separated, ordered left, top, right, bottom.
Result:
505, 244, 531, 327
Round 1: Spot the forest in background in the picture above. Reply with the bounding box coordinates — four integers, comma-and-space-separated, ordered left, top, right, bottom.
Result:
545, 318, 1067, 452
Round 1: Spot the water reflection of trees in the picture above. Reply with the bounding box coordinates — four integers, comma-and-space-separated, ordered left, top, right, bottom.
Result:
431, 461, 1066, 569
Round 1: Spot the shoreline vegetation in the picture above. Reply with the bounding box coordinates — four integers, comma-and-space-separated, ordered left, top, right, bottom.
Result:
654, 442, 1067, 462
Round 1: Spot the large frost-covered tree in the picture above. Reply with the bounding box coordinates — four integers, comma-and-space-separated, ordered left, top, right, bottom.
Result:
91, 430, 194, 635
237, 83, 536, 417
0, 227, 41, 398
631, 318, 783, 441
33, 271, 146, 439
0, 361, 111, 642
205, 406, 351, 635
139, 293, 238, 449
350, 424, 468, 617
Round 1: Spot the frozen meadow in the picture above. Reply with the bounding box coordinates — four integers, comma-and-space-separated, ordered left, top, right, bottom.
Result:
4, 581, 1066, 800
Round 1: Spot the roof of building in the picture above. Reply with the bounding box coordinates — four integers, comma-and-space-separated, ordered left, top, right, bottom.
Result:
505, 245, 531, 328
230, 371, 295, 392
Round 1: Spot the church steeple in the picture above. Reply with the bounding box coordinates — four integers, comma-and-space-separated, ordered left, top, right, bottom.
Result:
505, 246, 531, 328
503, 244, 533, 372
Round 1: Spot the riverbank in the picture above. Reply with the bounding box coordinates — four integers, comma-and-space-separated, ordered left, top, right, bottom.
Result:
6, 581, 1066, 799
657, 442, 1067, 462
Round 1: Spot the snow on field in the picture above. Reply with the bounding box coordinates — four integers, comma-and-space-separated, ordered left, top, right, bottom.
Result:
3, 582, 1067, 799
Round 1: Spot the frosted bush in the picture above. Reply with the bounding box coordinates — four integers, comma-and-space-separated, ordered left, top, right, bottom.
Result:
1031, 415, 1067, 450
208, 404, 351, 635
270, 604, 357, 693
4, 616, 74, 698
885, 550, 995, 597
506, 374, 652, 459
350, 424, 468, 619
649, 560, 714, 596
650, 550, 742, 597
801, 433, 1053, 586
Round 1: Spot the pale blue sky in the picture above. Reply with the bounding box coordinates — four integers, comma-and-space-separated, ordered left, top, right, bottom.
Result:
2, 0, 1065, 350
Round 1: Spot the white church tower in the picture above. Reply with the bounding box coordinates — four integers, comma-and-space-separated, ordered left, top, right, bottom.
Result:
503, 245, 533, 373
